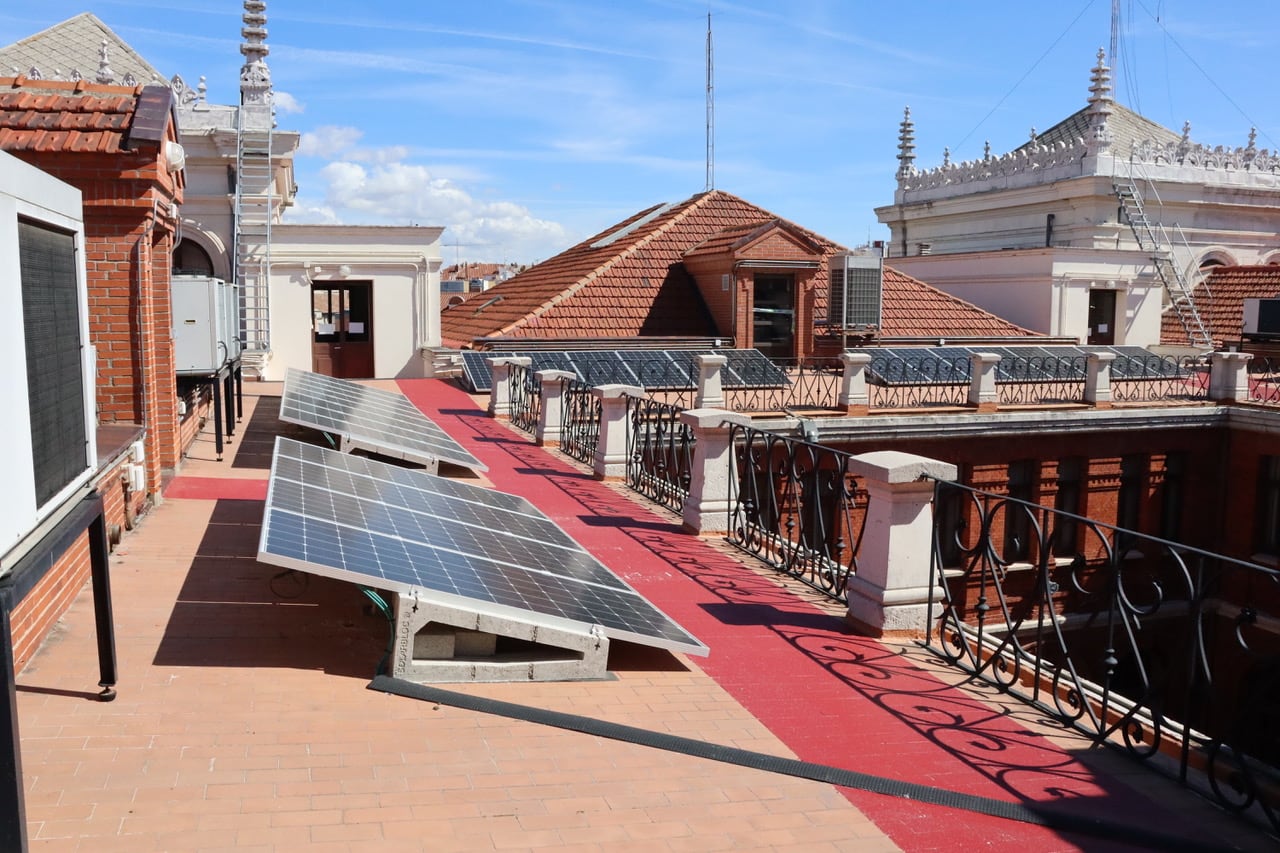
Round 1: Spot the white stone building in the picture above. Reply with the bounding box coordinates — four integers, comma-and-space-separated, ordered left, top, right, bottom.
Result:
2, 5, 445, 380
874, 50, 1280, 352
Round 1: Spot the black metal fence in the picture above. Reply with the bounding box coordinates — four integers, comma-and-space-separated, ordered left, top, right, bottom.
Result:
1111, 355, 1211, 403
725, 423, 868, 602
559, 376, 600, 465
625, 394, 694, 513
722, 358, 844, 413
1248, 357, 1280, 405
508, 362, 540, 435
925, 479, 1280, 832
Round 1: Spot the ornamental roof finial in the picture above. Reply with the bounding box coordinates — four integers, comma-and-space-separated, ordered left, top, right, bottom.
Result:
95, 39, 115, 84
1086, 47, 1113, 151
896, 106, 916, 178
240, 1, 273, 106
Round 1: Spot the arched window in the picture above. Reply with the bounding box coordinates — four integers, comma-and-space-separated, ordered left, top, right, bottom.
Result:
173, 239, 215, 276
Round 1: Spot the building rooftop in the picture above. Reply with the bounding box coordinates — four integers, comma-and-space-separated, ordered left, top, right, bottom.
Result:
1161, 264, 1280, 348
15, 378, 1275, 851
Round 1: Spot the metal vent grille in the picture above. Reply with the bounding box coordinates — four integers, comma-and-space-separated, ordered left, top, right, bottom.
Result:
829, 255, 882, 330
18, 219, 88, 506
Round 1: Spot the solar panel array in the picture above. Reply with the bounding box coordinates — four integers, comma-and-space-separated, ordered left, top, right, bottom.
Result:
854, 345, 1191, 386
258, 437, 708, 656
280, 369, 487, 473
460, 348, 788, 393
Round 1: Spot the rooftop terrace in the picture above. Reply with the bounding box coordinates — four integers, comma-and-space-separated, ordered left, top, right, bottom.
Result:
14, 378, 1279, 851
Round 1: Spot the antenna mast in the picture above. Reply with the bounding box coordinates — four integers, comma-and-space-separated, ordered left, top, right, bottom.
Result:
705, 12, 715, 191
1109, 0, 1119, 72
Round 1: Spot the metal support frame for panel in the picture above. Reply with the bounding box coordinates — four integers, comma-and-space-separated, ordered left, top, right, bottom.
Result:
391, 593, 609, 683
183, 358, 243, 461
0, 492, 116, 853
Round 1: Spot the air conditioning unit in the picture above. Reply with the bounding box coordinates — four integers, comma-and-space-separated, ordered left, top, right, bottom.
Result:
1243, 298, 1280, 339
829, 254, 883, 331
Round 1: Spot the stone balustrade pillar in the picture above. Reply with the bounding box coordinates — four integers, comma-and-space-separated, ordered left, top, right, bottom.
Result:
845, 451, 958, 637
591, 384, 644, 480
695, 354, 728, 408
839, 352, 872, 416
1209, 352, 1253, 402
534, 369, 578, 447
486, 356, 531, 419
1085, 351, 1117, 407
967, 353, 1000, 411
678, 408, 751, 535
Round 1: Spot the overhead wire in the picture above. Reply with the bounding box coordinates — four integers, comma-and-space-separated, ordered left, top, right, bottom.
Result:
953, 0, 1099, 154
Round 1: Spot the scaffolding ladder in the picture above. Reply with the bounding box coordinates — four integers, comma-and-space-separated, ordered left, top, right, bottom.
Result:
1113, 172, 1213, 350
234, 111, 274, 377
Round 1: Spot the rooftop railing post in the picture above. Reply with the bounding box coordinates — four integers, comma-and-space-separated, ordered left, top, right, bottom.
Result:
844, 451, 957, 637
591, 384, 643, 480
678, 408, 750, 535
1209, 351, 1253, 402
967, 352, 1000, 412
838, 352, 872, 416
534, 369, 577, 447
1085, 351, 1117, 407
695, 354, 727, 408
487, 356, 530, 420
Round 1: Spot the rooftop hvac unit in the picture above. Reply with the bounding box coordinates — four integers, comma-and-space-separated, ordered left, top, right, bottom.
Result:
172, 274, 240, 374
829, 254, 883, 331
1243, 297, 1280, 340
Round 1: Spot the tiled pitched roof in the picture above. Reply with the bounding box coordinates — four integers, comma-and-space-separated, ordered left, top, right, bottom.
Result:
0, 13, 165, 87
1015, 102, 1180, 157
879, 266, 1039, 338
0, 77, 143, 153
1160, 265, 1280, 347
440, 189, 1039, 347
440, 190, 843, 346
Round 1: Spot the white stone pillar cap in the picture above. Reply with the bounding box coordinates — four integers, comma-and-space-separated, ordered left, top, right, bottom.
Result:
847, 450, 957, 484
590, 384, 645, 400
839, 352, 873, 366
678, 408, 751, 429
536, 369, 577, 381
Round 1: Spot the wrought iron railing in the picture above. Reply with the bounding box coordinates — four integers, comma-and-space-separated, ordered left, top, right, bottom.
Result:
726, 422, 868, 603
926, 480, 1280, 832
866, 352, 970, 409
559, 376, 600, 465
625, 394, 694, 513
1111, 355, 1210, 403
722, 358, 844, 413
508, 361, 540, 435
1248, 357, 1280, 405
997, 354, 1088, 406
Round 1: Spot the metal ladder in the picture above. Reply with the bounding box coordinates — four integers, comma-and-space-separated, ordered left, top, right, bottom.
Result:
1113, 172, 1213, 350
233, 111, 274, 376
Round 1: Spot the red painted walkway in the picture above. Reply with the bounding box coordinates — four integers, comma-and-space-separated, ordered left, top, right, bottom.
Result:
397, 378, 1219, 853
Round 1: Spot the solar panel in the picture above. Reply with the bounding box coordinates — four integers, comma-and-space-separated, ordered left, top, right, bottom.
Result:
459, 349, 786, 393
856, 345, 1183, 386
280, 369, 487, 474
258, 437, 707, 656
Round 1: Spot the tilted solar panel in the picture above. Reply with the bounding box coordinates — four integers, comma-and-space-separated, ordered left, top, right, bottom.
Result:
280, 369, 487, 473
258, 438, 707, 656
459, 349, 785, 393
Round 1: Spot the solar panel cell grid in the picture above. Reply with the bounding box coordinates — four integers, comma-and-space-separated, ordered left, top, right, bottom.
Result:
258, 437, 707, 655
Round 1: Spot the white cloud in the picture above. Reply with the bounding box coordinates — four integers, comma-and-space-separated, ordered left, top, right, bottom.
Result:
297, 125, 364, 158
283, 157, 572, 264
273, 91, 304, 114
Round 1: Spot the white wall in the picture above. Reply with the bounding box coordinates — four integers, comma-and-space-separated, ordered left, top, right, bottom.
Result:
0, 151, 97, 562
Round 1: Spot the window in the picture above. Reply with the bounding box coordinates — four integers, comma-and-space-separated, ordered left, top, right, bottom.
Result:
1053, 458, 1083, 557
1004, 460, 1037, 562
1257, 456, 1280, 556
1159, 453, 1186, 542
19, 219, 89, 507
1116, 454, 1146, 551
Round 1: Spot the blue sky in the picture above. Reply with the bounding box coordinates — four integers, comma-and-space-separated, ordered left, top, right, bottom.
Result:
3, 1, 1276, 265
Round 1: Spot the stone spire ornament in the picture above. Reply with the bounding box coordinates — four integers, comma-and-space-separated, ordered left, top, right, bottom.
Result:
239, 0, 273, 107
95, 39, 115, 85
896, 106, 916, 179
1086, 47, 1113, 151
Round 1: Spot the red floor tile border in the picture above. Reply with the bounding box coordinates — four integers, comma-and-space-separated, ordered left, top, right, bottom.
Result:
398, 377, 1224, 853
165, 476, 269, 501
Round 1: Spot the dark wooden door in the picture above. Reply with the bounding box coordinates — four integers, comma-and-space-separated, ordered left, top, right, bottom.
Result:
1087, 289, 1117, 345
752, 273, 795, 358
311, 282, 374, 378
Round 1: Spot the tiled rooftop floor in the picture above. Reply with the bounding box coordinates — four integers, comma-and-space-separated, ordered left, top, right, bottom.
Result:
15, 379, 1279, 851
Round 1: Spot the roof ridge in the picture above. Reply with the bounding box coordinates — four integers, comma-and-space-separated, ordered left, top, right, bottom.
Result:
500, 190, 718, 337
